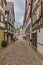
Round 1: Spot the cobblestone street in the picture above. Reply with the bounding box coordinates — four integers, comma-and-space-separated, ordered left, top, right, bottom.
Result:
0, 38, 43, 65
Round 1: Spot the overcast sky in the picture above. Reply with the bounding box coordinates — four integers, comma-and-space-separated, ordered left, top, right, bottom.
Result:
7, 0, 25, 28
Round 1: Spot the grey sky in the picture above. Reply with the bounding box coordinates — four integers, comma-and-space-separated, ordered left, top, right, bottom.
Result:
7, 0, 25, 28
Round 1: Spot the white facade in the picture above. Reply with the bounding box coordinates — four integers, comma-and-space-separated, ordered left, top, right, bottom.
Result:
37, 28, 43, 54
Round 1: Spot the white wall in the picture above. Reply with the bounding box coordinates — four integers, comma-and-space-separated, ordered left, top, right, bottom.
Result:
37, 28, 43, 54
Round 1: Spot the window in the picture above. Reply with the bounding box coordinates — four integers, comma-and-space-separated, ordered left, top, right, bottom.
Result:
5, 18, 7, 21
5, 14, 8, 18
37, 7, 40, 19
33, 14, 36, 23
8, 24, 9, 30
10, 26, 13, 31
5, 23, 7, 29
10, 26, 11, 31
1, 15, 3, 22
32, 5, 41, 24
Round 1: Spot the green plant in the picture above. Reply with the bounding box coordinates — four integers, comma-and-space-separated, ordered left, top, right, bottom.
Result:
1, 40, 8, 47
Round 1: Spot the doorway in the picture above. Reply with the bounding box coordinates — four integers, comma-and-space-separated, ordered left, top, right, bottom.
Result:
32, 32, 37, 48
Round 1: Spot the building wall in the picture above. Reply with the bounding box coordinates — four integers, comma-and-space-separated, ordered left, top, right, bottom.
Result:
4, 33, 7, 42
37, 28, 43, 54
8, 35, 11, 44
4, 2, 15, 44
5, 33, 12, 44
31, 0, 43, 54
0, 29, 4, 47
23, 0, 32, 41
0, 0, 6, 47
26, 35, 30, 41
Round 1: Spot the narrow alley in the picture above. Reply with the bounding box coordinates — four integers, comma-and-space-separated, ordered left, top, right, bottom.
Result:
0, 0, 43, 65
0, 38, 43, 65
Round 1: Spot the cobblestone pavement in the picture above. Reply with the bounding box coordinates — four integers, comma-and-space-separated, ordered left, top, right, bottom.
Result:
0, 38, 43, 65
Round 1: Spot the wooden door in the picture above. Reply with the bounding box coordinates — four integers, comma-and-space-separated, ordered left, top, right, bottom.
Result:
32, 32, 37, 48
